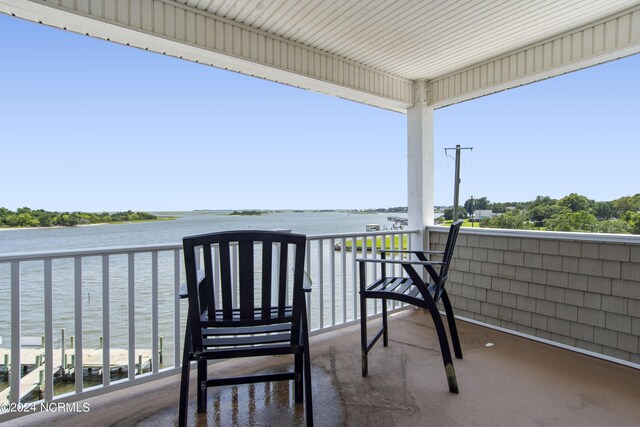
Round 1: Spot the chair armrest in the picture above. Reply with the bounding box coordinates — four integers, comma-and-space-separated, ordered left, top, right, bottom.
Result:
179, 283, 188, 299
380, 249, 445, 255
179, 269, 205, 299
356, 258, 444, 266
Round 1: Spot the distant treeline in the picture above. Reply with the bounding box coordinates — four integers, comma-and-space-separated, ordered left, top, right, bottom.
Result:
230, 210, 264, 216
351, 206, 407, 214
440, 193, 640, 234
0, 207, 157, 228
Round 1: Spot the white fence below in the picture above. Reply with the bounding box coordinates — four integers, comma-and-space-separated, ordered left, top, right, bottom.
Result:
0, 229, 417, 417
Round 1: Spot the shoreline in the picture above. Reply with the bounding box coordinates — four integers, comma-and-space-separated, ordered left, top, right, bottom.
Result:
0, 217, 178, 231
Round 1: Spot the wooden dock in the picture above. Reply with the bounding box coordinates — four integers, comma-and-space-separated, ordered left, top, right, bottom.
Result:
0, 347, 152, 403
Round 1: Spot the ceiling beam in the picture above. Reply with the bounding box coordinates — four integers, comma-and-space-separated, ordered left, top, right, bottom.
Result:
0, 0, 414, 112
428, 6, 640, 109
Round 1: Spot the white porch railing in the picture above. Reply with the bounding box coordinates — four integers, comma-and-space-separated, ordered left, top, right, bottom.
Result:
0, 229, 417, 417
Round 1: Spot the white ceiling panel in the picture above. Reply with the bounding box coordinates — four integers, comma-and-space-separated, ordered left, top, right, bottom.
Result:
177, 0, 640, 80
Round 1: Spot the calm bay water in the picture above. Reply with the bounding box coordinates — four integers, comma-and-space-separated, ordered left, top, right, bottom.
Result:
0, 210, 400, 254
0, 211, 404, 377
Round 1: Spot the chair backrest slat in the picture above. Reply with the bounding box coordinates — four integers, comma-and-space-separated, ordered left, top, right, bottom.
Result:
218, 241, 233, 320
278, 242, 288, 317
436, 220, 462, 299
289, 244, 305, 341
261, 240, 273, 318
238, 240, 255, 320
439, 220, 461, 278
202, 244, 216, 319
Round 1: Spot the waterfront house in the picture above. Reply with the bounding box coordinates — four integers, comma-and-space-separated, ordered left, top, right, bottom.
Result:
473, 210, 496, 221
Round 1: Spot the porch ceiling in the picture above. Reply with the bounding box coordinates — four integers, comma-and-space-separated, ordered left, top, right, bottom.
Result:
2, 0, 640, 111
180, 0, 638, 82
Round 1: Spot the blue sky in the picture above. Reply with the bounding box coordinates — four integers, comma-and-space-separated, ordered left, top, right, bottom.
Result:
1, 14, 638, 212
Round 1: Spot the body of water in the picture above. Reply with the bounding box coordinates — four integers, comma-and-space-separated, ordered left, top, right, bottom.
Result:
0, 211, 407, 393
0, 210, 404, 254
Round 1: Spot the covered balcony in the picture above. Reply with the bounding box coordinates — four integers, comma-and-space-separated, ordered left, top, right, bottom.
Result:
2, 226, 639, 425
1, 0, 640, 425
5, 309, 640, 426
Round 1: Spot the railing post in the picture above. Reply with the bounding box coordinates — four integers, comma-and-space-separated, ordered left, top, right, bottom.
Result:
10, 261, 21, 405
101, 254, 111, 387
74, 256, 83, 393
305, 239, 312, 330
352, 236, 357, 321
341, 237, 347, 324
61, 328, 66, 370
152, 251, 159, 374
318, 239, 324, 329
128, 253, 136, 380
44, 259, 54, 400
174, 249, 182, 369
330, 238, 336, 326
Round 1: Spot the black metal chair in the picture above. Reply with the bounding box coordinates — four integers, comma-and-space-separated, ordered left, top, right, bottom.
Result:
179, 230, 313, 426
358, 220, 463, 393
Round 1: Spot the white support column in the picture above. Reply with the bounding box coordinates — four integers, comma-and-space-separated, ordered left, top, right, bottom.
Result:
407, 80, 434, 250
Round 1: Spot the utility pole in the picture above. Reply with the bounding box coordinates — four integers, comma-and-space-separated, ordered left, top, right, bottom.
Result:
444, 145, 473, 221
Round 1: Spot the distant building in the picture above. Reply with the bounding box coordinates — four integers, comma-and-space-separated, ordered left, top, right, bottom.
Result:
473, 210, 495, 220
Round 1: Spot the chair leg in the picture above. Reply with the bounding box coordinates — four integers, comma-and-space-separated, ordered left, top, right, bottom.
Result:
197, 359, 207, 413
440, 290, 463, 359
359, 292, 368, 377
427, 306, 459, 394
294, 353, 303, 403
179, 358, 191, 427
302, 312, 313, 426
179, 322, 192, 427
382, 298, 388, 347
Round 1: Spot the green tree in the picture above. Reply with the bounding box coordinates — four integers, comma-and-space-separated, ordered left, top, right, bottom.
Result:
18, 213, 39, 227
490, 202, 507, 214
622, 211, 640, 234
559, 193, 594, 213
3, 214, 20, 227
443, 206, 467, 220
443, 208, 453, 220
594, 201, 618, 220
613, 194, 640, 214
464, 197, 489, 216
544, 210, 598, 232
481, 211, 533, 230
38, 216, 53, 227
529, 205, 570, 227
595, 219, 631, 234
527, 195, 556, 211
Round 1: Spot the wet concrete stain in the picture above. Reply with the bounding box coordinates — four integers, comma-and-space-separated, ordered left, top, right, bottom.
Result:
137, 364, 342, 426
126, 310, 640, 427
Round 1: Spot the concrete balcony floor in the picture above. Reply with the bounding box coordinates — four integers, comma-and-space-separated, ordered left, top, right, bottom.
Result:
8, 309, 640, 426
